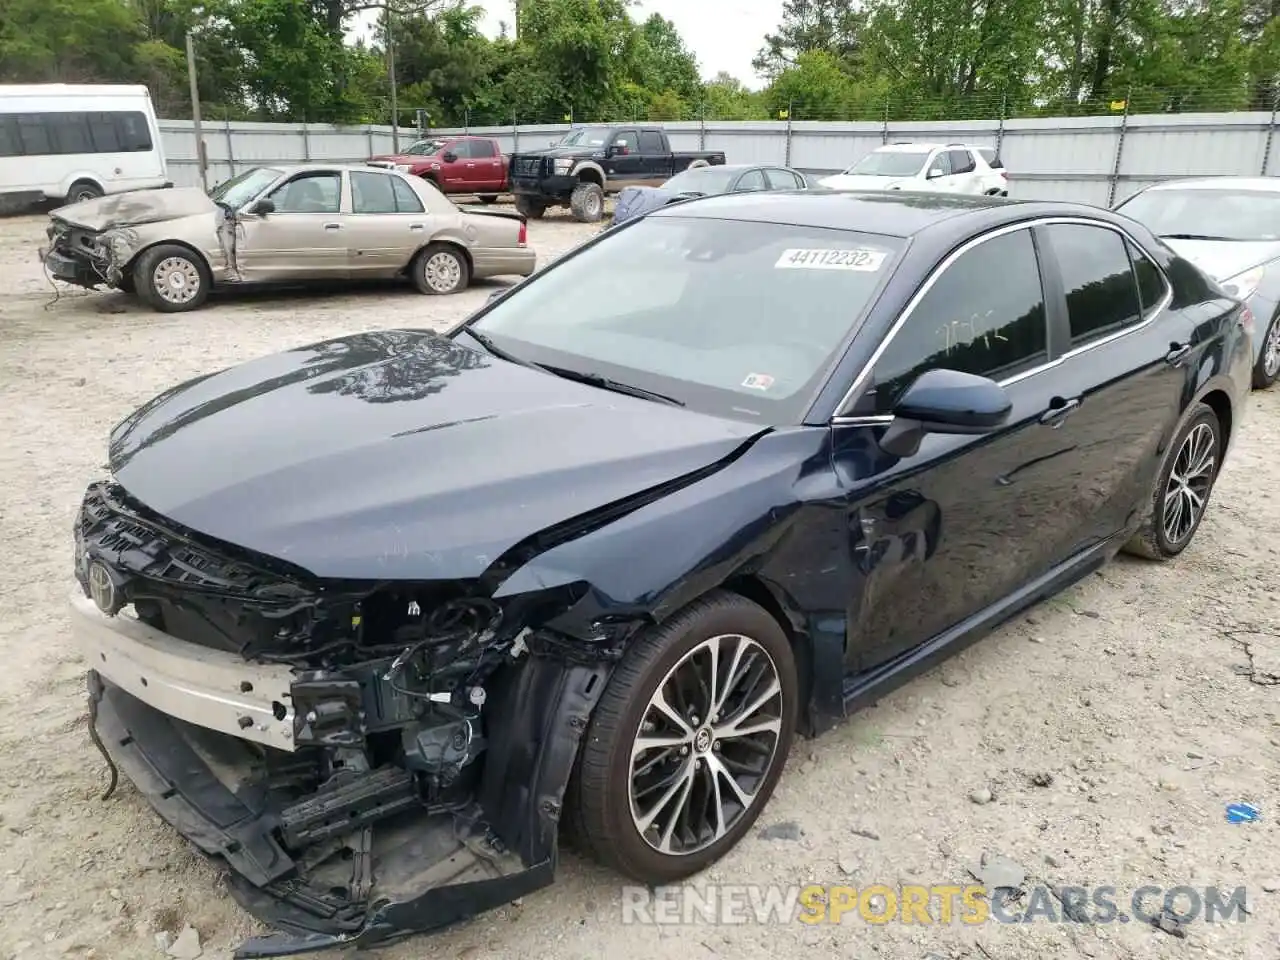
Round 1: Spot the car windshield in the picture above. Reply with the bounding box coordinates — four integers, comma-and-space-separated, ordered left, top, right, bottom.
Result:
466, 216, 903, 424
404, 139, 446, 156
664, 166, 741, 194
845, 151, 930, 177
1116, 188, 1280, 242
209, 167, 283, 208
555, 128, 611, 147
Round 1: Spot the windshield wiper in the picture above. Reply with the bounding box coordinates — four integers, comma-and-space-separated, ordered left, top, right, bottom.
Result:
458, 327, 544, 370
1161, 233, 1238, 241
540, 365, 686, 407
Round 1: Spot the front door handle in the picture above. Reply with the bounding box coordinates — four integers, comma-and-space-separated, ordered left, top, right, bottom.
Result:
1165, 341, 1193, 366
1039, 397, 1080, 427
323, 222, 342, 231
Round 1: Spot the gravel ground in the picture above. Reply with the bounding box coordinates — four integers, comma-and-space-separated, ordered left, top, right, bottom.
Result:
0, 203, 1278, 960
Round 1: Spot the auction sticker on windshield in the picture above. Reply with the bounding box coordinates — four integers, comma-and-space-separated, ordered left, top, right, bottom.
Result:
775, 248, 888, 271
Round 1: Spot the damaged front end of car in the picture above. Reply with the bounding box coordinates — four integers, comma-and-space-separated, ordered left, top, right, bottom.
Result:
72, 480, 634, 958
43, 217, 142, 289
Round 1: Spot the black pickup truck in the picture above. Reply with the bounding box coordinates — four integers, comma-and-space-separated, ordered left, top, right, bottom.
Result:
508, 126, 726, 222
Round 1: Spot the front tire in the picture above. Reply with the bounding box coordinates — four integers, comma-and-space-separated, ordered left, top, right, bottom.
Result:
569, 591, 798, 883
67, 180, 103, 204
410, 243, 470, 295
1122, 403, 1222, 560
1251, 310, 1280, 389
569, 182, 605, 222
133, 244, 210, 313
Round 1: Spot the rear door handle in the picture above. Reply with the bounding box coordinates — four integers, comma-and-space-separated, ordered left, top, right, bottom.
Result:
323, 222, 342, 231
1039, 397, 1080, 427
1165, 342, 1193, 366
409, 223, 424, 231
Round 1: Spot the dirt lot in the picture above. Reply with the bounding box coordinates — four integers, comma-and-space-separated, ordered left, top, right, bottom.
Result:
0, 205, 1278, 960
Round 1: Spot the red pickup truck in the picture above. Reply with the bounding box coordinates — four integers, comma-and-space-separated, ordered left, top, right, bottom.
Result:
367, 135, 508, 202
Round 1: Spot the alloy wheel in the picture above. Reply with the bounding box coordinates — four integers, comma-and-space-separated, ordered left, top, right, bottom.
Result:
152, 257, 201, 305
1263, 318, 1280, 379
1161, 422, 1216, 545
628, 633, 784, 856
424, 251, 462, 292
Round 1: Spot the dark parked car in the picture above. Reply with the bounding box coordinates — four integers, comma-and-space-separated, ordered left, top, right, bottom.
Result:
1113, 176, 1280, 388
72, 191, 1250, 957
508, 125, 725, 222
609, 162, 810, 228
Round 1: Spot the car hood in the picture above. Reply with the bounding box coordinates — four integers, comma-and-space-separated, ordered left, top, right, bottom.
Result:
1158, 238, 1280, 282
817, 174, 913, 191
51, 187, 217, 231
612, 186, 680, 224
107, 329, 762, 581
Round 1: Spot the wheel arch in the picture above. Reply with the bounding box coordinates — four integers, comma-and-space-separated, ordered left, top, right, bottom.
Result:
1198, 387, 1233, 457
719, 573, 815, 734
406, 237, 474, 276
575, 164, 605, 187
63, 176, 105, 199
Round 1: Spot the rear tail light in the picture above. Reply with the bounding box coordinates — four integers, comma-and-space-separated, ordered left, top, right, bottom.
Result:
518, 220, 527, 246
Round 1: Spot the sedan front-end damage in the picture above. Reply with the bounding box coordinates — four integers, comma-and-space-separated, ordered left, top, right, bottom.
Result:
73, 479, 624, 957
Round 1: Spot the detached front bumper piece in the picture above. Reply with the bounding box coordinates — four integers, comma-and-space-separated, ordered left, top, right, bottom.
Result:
71, 593, 608, 958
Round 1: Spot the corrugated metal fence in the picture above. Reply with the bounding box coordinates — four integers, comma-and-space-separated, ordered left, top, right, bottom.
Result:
166, 110, 1280, 208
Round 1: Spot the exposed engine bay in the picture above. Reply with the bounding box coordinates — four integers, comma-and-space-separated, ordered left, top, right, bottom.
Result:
73, 481, 617, 957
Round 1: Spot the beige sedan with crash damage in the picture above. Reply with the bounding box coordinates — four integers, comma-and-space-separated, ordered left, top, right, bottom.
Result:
40, 163, 536, 312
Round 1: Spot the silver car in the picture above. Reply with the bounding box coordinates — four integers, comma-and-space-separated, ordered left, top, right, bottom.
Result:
1113, 177, 1280, 388
41, 163, 536, 313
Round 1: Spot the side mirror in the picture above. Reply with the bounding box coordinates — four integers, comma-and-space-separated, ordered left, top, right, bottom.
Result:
927, 167, 945, 180
442, 152, 458, 163
877, 368, 1012, 458
250, 197, 275, 215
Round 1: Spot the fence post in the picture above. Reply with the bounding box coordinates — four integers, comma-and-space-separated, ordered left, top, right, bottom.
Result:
465, 109, 470, 134
996, 92, 1007, 157
881, 98, 889, 144
784, 99, 793, 166
512, 109, 519, 153
366, 123, 373, 156
1262, 87, 1279, 177
223, 118, 235, 176
301, 120, 310, 161
1106, 88, 1131, 208
699, 103, 706, 151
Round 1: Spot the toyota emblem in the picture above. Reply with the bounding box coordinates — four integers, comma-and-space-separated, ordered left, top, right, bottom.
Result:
88, 561, 118, 615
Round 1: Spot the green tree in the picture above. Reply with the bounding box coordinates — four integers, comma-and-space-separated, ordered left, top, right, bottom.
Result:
701, 72, 767, 120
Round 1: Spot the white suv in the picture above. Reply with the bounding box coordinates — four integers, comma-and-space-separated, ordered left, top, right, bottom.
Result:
819, 142, 1008, 196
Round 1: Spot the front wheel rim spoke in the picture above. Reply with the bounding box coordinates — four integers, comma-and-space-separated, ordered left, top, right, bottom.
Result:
629, 633, 783, 856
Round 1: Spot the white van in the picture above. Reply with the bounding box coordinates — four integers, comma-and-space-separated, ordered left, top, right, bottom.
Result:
0, 84, 170, 208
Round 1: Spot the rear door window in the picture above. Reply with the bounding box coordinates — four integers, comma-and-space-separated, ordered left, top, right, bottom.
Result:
1042, 224, 1144, 346
638, 130, 665, 153
946, 149, 976, 174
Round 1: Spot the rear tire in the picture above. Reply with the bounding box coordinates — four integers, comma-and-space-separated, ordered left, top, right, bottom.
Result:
569, 182, 605, 222
67, 180, 103, 204
1250, 310, 1280, 389
133, 244, 210, 313
1122, 403, 1222, 560
514, 196, 546, 220
410, 242, 470, 295
567, 591, 798, 884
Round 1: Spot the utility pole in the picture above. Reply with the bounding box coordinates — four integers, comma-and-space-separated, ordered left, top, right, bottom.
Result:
185, 30, 208, 192
386, 3, 399, 151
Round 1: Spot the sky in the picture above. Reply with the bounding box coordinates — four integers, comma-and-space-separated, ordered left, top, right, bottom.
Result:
355, 1, 782, 90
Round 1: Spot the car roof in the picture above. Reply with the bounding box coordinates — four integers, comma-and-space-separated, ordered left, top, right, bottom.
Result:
648, 189, 1123, 239
873, 142, 991, 154
266, 162, 409, 175
1139, 176, 1280, 193
679, 163, 789, 174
